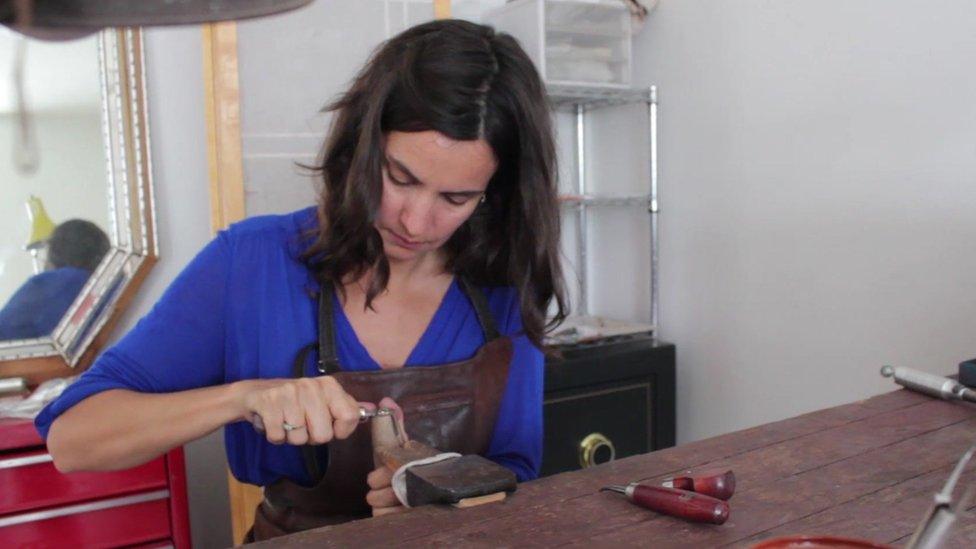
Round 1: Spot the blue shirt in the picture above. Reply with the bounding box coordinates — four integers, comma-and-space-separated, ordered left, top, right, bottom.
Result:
35, 208, 543, 485
0, 267, 91, 340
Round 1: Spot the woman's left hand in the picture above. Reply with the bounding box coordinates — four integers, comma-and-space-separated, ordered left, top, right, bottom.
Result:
366, 464, 405, 516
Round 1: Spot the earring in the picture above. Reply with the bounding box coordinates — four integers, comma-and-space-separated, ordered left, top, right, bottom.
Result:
479, 194, 487, 204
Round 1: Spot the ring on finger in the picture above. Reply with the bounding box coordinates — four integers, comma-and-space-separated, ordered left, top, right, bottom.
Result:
282, 421, 306, 432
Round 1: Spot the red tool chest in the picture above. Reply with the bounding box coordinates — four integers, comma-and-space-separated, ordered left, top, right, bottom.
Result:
0, 418, 191, 548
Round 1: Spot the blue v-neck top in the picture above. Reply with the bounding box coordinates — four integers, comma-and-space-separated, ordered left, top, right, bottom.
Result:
35, 207, 543, 486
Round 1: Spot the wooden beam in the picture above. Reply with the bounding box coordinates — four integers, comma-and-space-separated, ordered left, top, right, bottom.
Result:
202, 21, 258, 546
202, 21, 246, 234
434, 0, 451, 19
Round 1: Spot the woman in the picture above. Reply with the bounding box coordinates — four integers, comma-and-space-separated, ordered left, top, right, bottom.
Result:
36, 18, 567, 539
0, 219, 110, 340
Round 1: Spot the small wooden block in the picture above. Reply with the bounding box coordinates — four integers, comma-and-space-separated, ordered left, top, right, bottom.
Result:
451, 491, 507, 508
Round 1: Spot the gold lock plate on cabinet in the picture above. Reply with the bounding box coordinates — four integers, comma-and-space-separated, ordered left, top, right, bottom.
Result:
579, 432, 616, 468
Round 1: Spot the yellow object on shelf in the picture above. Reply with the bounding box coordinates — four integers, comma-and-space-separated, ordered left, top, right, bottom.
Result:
434, 0, 451, 19
24, 195, 56, 251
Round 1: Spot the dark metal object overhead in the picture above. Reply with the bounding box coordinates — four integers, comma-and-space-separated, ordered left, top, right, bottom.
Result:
1, 0, 313, 36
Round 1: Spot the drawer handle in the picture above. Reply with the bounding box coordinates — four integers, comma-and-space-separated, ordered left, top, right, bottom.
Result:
579, 432, 616, 468
0, 453, 54, 470
0, 489, 170, 529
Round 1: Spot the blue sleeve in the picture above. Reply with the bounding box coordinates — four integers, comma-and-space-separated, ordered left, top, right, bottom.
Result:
485, 292, 543, 482
35, 233, 231, 439
0, 268, 90, 340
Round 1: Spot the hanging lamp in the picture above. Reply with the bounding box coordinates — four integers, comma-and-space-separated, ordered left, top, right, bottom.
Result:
1, 0, 314, 38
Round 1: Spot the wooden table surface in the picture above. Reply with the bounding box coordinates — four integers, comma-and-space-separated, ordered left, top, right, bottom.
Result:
251, 389, 976, 548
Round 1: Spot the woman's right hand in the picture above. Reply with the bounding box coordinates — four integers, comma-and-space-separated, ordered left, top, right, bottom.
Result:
235, 377, 368, 446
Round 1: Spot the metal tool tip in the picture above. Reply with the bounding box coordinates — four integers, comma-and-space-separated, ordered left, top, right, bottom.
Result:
880, 365, 894, 378
601, 485, 627, 495
358, 407, 393, 422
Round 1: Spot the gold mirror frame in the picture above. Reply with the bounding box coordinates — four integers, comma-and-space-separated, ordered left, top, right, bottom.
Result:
0, 28, 156, 386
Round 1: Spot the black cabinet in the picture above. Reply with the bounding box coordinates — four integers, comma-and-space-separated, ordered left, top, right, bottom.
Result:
541, 335, 675, 477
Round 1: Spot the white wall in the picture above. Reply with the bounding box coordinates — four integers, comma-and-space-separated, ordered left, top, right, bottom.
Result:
235, 0, 444, 217
236, 0, 390, 216
0, 112, 109, 307
0, 30, 102, 113
135, 28, 232, 549
631, 0, 976, 443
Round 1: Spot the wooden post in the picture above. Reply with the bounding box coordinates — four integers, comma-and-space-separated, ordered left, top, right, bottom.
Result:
202, 21, 259, 546
434, 0, 451, 19
202, 21, 246, 233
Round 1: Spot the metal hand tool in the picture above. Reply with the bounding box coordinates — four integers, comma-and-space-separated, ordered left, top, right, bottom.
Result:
358, 407, 391, 423
906, 441, 976, 549
880, 365, 976, 404
252, 406, 387, 433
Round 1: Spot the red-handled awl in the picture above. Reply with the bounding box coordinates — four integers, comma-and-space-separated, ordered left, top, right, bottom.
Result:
662, 469, 736, 500
601, 483, 730, 525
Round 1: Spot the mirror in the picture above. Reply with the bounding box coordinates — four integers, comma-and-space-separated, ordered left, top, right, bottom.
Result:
0, 28, 156, 379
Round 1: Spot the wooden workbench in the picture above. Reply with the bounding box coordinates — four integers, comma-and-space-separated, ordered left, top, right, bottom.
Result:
249, 389, 976, 547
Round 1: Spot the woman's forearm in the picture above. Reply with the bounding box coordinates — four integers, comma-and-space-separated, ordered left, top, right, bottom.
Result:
46, 380, 277, 472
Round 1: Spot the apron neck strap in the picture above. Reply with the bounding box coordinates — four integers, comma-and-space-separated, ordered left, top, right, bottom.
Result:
456, 277, 500, 343
310, 275, 501, 376
317, 284, 340, 375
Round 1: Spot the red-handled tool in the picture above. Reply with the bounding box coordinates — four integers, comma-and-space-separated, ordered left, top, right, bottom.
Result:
662, 469, 736, 500
601, 483, 730, 525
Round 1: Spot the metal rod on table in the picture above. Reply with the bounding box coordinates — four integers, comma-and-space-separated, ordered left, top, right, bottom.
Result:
647, 85, 659, 330
907, 442, 976, 549
0, 377, 27, 396
880, 365, 976, 403
575, 103, 588, 316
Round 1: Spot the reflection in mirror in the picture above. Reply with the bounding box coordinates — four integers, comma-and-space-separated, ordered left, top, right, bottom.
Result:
0, 28, 156, 370
0, 32, 109, 343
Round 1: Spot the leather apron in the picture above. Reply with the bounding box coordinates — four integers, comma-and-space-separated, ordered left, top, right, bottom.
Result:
249, 278, 513, 541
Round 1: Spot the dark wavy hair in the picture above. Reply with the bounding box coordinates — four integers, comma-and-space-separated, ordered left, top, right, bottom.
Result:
302, 19, 567, 348
47, 219, 110, 272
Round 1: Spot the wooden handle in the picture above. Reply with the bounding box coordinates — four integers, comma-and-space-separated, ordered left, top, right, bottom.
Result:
376, 440, 441, 470
667, 470, 736, 500
630, 485, 730, 525
370, 413, 401, 468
